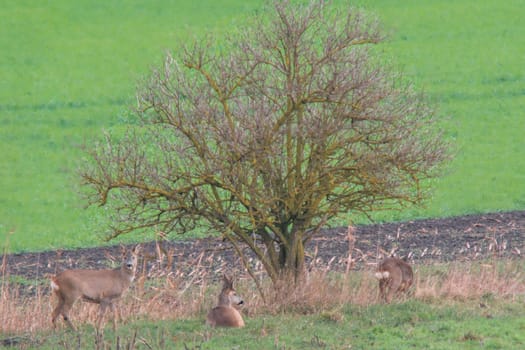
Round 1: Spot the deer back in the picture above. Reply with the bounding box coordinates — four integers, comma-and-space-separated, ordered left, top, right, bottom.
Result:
206, 305, 245, 328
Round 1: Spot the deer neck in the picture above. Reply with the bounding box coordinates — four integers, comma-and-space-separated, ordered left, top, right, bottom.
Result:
118, 265, 135, 283
218, 293, 232, 307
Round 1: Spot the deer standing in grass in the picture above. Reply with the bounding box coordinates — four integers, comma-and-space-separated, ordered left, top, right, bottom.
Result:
375, 257, 413, 303
206, 275, 245, 328
50, 245, 140, 330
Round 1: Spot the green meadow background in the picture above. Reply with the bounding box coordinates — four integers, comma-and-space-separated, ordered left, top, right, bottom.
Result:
1, 0, 524, 252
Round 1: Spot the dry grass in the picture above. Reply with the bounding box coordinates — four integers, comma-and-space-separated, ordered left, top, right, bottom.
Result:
415, 260, 525, 301
1, 244, 524, 337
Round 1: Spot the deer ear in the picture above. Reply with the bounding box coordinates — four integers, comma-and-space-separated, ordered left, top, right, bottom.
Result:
222, 274, 233, 288
132, 244, 141, 255
120, 244, 127, 257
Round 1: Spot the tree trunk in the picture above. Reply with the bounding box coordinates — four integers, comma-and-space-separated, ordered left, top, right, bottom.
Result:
277, 235, 306, 285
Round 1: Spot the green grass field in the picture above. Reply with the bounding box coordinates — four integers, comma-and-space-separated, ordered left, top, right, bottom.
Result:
11, 301, 525, 349
1, 0, 524, 252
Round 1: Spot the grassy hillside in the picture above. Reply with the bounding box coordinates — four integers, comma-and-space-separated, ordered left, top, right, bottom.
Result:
1, 0, 524, 252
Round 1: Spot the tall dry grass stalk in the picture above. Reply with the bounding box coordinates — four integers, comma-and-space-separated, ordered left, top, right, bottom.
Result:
1, 242, 524, 337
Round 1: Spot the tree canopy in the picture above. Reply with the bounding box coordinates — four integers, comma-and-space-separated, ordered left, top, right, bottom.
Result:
81, 0, 450, 285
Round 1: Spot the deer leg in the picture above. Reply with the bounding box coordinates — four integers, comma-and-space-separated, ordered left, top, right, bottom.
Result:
397, 280, 412, 300
109, 302, 119, 331
97, 300, 110, 330
60, 298, 77, 331
378, 279, 388, 302
400, 276, 413, 294
386, 277, 402, 304
51, 294, 65, 328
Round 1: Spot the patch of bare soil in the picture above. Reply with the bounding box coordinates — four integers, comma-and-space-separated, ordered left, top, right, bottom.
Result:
2, 211, 524, 283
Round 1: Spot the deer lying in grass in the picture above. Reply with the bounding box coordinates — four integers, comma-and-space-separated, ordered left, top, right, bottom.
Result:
50, 245, 140, 330
375, 257, 413, 303
206, 274, 245, 328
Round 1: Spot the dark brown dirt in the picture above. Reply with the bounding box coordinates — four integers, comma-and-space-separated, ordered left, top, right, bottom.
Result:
2, 211, 524, 283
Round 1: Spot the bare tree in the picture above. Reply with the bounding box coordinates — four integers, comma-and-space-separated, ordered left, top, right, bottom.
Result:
81, 0, 449, 286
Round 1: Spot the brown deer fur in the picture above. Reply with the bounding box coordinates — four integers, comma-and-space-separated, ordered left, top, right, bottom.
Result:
50, 245, 140, 330
375, 257, 413, 303
206, 275, 245, 328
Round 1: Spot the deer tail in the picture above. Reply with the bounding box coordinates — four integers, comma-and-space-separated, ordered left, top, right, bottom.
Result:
374, 271, 390, 280
50, 276, 60, 291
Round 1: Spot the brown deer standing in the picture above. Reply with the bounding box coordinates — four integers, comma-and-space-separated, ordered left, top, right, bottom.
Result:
50, 245, 140, 330
206, 275, 245, 328
374, 257, 413, 303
